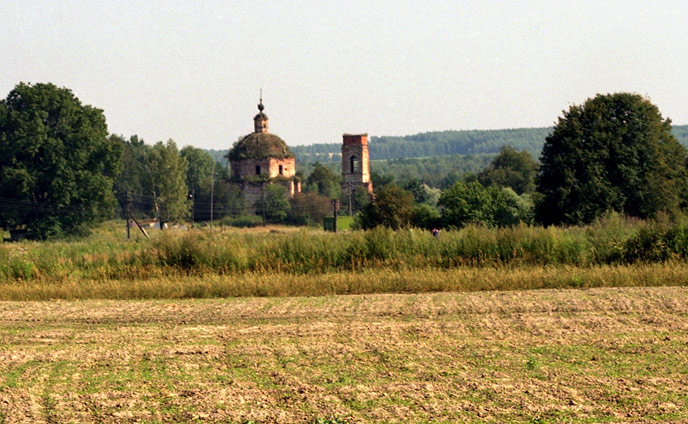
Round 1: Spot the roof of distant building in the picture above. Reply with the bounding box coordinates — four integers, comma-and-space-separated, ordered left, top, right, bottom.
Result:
229, 98, 294, 161
229, 132, 294, 160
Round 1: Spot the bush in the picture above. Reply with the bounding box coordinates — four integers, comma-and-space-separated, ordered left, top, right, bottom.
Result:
217, 215, 263, 228
411, 204, 440, 229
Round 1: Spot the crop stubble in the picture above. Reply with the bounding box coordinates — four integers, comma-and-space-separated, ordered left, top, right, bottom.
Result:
0, 286, 687, 423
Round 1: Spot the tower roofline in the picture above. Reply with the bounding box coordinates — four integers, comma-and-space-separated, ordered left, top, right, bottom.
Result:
342, 133, 368, 146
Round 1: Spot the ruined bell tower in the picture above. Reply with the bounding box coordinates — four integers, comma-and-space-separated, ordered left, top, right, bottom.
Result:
341, 133, 373, 194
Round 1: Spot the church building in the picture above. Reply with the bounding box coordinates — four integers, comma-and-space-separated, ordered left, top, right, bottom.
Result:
228, 98, 301, 212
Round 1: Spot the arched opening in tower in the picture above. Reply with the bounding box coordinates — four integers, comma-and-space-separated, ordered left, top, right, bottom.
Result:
350, 155, 360, 173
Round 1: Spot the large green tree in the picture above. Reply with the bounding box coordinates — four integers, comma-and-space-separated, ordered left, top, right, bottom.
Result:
341, 186, 372, 215
536, 93, 688, 225
147, 140, 189, 227
438, 181, 525, 228
305, 163, 340, 198
0, 82, 122, 239
111, 134, 156, 218
180, 146, 215, 195
180, 146, 227, 223
478, 146, 538, 194
192, 180, 245, 222
288, 192, 331, 225
254, 183, 290, 223
358, 185, 415, 230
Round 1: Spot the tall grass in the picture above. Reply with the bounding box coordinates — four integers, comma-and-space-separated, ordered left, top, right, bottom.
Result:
2, 214, 688, 299
1, 264, 686, 301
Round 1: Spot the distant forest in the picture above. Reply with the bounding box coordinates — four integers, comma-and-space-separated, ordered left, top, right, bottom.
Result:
295, 128, 550, 161
293, 125, 688, 161
205, 125, 688, 187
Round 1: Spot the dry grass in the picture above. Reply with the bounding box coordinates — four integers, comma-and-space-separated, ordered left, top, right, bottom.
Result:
1, 286, 687, 423
1, 263, 687, 301
5, 215, 688, 290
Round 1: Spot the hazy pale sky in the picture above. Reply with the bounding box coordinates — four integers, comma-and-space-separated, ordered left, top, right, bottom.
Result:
2, 1, 687, 149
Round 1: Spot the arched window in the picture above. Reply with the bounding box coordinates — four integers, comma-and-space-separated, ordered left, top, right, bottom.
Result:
350, 155, 360, 173
279, 165, 284, 175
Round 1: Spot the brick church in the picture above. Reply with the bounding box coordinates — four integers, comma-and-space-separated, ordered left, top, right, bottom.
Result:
229, 98, 372, 212
228, 98, 301, 211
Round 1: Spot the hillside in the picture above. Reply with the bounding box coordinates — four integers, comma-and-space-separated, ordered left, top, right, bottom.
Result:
206, 125, 688, 184
292, 124, 688, 163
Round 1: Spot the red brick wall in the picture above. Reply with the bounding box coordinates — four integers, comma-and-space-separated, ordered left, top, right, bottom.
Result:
231, 158, 296, 179
341, 134, 372, 192
342, 134, 368, 146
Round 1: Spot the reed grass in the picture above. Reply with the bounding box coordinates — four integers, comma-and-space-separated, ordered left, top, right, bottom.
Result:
1, 214, 688, 300
0, 263, 686, 301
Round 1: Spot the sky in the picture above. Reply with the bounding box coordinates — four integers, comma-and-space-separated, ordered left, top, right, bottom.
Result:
2, 1, 687, 150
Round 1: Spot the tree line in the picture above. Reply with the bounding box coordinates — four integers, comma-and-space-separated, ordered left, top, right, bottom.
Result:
2, 82, 687, 239
358, 93, 688, 230
0, 83, 347, 238
244, 124, 688, 190
291, 126, 688, 162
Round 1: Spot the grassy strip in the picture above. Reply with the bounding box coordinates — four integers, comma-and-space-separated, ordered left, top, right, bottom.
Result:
4, 214, 688, 281
1, 262, 686, 301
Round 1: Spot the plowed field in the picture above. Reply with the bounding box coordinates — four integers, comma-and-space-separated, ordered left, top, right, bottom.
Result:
1, 286, 687, 423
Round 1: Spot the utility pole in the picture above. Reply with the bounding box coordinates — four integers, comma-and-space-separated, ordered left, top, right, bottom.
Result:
331, 199, 340, 233
210, 162, 215, 230
190, 189, 195, 228
125, 191, 131, 240
153, 190, 162, 230
128, 212, 151, 240
262, 180, 266, 226
348, 183, 353, 216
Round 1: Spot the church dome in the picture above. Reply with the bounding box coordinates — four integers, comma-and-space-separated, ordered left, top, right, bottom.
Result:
228, 132, 294, 161
229, 97, 294, 161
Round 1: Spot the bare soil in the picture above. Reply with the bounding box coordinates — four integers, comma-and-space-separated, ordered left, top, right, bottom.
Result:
0, 286, 687, 423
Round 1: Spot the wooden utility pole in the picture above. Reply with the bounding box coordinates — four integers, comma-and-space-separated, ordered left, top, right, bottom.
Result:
125, 191, 131, 240
331, 199, 340, 233
210, 161, 215, 230
262, 180, 267, 227
348, 183, 353, 216
190, 189, 195, 228
153, 191, 162, 230
128, 212, 151, 240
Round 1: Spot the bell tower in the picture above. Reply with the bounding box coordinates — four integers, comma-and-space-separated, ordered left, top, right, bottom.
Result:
341, 133, 373, 194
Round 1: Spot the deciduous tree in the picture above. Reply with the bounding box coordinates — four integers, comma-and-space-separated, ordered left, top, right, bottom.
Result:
438, 181, 524, 228
288, 192, 331, 225
112, 134, 155, 218
305, 163, 340, 198
147, 140, 189, 227
477, 146, 537, 194
358, 185, 414, 230
536, 93, 688, 225
180, 146, 215, 196
254, 183, 290, 223
0, 82, 122, 239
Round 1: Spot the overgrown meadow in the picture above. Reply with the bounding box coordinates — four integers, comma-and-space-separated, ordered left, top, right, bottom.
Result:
2, 213, 688, 300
